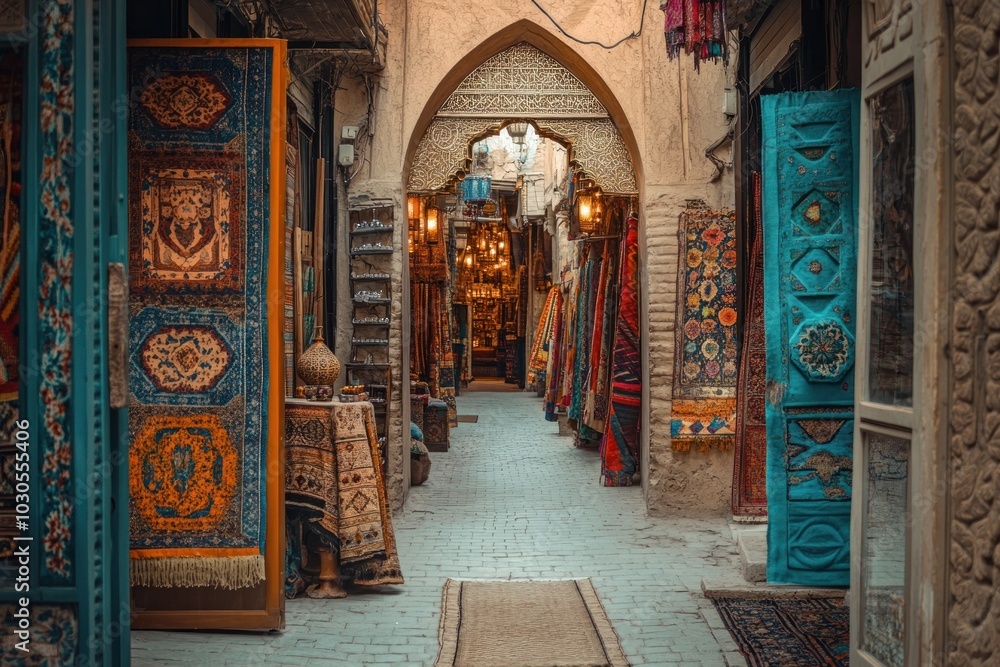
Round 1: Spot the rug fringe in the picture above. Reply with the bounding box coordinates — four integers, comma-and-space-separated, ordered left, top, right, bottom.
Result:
433, 579, 461, 667
130, 555, 265, 590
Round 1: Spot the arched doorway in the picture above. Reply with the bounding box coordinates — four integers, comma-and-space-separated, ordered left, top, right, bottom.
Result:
402, 38, 643, 493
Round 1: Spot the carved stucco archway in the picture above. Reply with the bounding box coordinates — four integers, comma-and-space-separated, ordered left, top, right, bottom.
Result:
406, 38, 639, 195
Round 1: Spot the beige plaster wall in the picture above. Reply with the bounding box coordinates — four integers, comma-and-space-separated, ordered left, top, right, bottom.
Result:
339, 0, 737, 514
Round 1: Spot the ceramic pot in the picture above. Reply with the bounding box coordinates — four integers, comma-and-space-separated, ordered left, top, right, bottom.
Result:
296, 327, 341, 387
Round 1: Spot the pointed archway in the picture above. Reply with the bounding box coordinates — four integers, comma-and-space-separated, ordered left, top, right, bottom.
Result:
404, 21, 642, 195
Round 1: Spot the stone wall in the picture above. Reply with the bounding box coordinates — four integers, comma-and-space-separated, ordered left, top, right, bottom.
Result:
337, 0, 736, 514
948, 1, 1000, 662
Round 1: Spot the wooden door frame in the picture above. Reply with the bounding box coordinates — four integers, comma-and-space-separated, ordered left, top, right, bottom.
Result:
125, 38, 287, 632
850, 1, 951, 664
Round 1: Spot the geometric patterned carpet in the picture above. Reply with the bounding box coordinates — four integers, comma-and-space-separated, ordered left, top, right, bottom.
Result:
711, 597, 849, 666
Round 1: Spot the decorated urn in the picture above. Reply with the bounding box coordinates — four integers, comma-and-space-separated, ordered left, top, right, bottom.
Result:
296, 326, 341, 387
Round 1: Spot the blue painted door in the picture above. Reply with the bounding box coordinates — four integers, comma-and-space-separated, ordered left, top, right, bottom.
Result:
0, 0, 130, 663
762, 90, 859, 587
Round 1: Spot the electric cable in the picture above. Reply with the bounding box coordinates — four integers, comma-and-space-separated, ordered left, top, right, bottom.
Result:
530, 0, 649, 50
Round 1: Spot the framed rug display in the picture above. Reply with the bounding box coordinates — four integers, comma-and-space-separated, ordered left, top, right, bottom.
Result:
126, 39, 287, 630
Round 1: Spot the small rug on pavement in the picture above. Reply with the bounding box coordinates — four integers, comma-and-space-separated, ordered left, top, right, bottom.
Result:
456, 415, 478, 423
435, 579, 629, 667
711, 597, 849, 666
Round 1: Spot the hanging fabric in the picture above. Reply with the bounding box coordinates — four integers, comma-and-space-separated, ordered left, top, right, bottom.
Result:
732, 171, 768, 519
527, 287, 560, 388
762, 90, 859, 586
661, 0, 729, 71
568, 246, 598, 432
584, 239, 620, 437
600, 215, 642, 486
543, 290, 565, 422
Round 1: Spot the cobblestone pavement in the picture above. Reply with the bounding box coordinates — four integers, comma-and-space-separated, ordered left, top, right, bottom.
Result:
132, 387, 747, 666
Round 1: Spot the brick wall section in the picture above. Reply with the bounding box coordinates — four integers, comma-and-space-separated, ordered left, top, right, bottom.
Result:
643, 186, 734, 516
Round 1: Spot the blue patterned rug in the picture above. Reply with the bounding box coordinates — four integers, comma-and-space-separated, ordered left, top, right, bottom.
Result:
712, 597, 849, 666
127, 46, 275, 589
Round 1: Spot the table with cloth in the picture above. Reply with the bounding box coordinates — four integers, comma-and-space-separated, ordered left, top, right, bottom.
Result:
284, 398, 404, 598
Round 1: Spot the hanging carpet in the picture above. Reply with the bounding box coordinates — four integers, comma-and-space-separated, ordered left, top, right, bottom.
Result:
600, 215, 642, 486
583, 238, 618, 438
762, 90, 859, 586
127, 45, 283, 589
0, 52, 20, 404
671, 200, 737, 451
526, 286, 559, 388
543, 289, 564, 422
732, 172, 768, 519
0, 52, 22, 573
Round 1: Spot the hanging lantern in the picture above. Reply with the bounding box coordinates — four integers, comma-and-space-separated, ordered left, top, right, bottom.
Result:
407, 195, 419, 221
576, 189, 603, 234
507, 121, 529, 145
425, 206, 440, 245
465, 253, 474, 268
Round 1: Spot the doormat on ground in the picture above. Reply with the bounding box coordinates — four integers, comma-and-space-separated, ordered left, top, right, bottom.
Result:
711, 597, 849, 666
435, 579, 630, 667
456, 415, 478, 423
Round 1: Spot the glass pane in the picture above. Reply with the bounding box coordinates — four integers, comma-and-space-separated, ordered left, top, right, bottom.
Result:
868, 79, 915, 407
860, 432, 909, 666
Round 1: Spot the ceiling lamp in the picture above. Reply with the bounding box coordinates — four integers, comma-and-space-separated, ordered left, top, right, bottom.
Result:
506, 121, 529, 146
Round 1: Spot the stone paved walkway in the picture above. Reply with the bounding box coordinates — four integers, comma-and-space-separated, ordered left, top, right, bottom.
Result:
132, 386, 747, 666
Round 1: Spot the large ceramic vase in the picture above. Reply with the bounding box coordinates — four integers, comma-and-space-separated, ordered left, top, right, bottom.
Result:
296, 326, 341, 387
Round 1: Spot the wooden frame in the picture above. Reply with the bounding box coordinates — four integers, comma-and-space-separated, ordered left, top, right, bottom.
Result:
851, 2, 950, 663
126, 38, 287, 632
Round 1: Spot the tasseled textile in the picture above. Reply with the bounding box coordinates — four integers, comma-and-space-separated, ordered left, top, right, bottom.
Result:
600, 215, 642, 486
661, 0, 729, 71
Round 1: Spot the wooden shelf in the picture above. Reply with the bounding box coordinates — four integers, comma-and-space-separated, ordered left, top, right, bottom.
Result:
350, 225, 394, 235
350, 274, 392, 281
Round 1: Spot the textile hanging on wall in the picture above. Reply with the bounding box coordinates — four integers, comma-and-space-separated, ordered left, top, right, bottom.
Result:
732, 172, 768, 519
127, 45, 283, 589
671, 201, 737, 451
284, 102, 298, 396
0, 52, 21, 574
543, 290, 565, 422
0, 52, 20, 404
600, 215, 642, 486
527, 287, 559, 387
568, 246, 599, 432
660, 0, 729, 71
763, 90, 858, 586
584, 239, 619, 436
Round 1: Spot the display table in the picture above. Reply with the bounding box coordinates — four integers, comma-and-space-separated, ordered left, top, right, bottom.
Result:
284, 399, 404, 598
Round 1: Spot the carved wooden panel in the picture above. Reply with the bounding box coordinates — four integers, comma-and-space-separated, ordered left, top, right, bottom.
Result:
865, 0, 913, 67
948, 2, 1000, 664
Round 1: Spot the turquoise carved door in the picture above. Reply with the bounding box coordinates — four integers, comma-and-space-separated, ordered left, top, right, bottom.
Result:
0, 0, 131, 663
762, 90, 859, 586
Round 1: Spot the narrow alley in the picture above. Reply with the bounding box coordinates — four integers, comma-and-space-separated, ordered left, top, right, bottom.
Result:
132, 384, 746, 667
